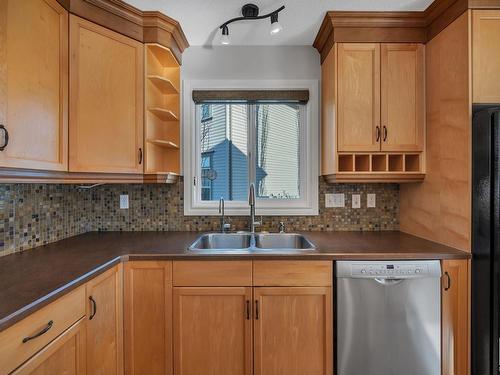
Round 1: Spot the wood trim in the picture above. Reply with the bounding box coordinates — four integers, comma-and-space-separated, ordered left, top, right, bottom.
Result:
59, 0, 188, 63
313, 0, 500, 62
323, 172, 425, 183
0, 168, 181, 184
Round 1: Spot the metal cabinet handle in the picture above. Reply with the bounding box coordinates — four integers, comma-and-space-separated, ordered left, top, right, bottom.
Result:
22, 320, 53, 343
383, 126, 388, 142
0, 125, 9, 151
376, 126, 381, 142
444, 272, 451, 291
255, 300, 259, 320
246, 300, 250, 320
138, 148, 143, 164
89, 296, 97, 320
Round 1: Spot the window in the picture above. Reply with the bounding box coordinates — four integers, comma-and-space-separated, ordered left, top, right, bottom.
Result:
184, 81, 319, 216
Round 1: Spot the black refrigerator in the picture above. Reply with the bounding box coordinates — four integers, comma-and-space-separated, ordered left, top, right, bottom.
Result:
472, 105, 500, 375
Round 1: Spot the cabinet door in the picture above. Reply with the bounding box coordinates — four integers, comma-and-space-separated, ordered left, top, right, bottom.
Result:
124, 261, 172, 375
86, 265, 123, 375
69, 15, 144, 173
473, 10, 500, 103
173, 287, 253, 375
11, 318, 86, 375
0, 0, 68, 170
337, 43, 380, 152
254, 287, 332, 375
381, 44, 424, 151
442, 259, 469, 375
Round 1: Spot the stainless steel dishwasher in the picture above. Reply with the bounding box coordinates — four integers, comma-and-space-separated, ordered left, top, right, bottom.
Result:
336, 260, 442, 375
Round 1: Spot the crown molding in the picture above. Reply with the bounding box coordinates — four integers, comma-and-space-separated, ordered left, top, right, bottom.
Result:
58, 0, 189, 64
313, 0, 500, 62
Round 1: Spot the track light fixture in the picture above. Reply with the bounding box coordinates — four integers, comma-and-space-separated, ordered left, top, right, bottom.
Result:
219, 3, 285, 45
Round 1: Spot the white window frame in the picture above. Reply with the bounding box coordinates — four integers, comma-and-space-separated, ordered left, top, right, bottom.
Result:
182, 79, 319, 216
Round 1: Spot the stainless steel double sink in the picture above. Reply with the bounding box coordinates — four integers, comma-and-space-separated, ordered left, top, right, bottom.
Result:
188, 233, 316, 252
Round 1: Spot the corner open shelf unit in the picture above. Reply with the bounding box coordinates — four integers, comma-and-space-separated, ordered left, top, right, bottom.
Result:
144, 43, 181, 183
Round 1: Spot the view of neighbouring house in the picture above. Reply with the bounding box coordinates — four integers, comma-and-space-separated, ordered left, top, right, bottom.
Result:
198, 103, 301, 201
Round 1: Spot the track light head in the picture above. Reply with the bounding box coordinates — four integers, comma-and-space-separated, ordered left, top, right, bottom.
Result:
270, 12, 283, 35
221, 25, 230, 45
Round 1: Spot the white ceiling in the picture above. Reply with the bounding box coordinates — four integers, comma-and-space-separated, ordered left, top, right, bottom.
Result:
125, 0, 434, 46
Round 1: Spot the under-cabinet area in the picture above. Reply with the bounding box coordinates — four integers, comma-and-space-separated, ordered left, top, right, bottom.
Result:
0, 257, 468, 375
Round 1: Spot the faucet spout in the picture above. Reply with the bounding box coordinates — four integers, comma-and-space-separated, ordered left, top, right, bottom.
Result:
249, 183, 256, 234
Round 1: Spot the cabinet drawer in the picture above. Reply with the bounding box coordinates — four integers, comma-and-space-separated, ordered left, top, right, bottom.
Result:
0, 286, 85, 374
253, 261, 332, 286
173, 261, 252, 286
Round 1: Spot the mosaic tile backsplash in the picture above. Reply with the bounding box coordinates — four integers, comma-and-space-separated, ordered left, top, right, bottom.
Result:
0, 178, 399, 256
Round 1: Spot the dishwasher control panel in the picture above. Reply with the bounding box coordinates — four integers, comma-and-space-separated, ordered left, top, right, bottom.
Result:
336, 261, 442, 279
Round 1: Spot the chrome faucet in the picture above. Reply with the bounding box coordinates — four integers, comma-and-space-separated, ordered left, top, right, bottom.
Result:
248, 183, 260, 234
219, 197, 230, 233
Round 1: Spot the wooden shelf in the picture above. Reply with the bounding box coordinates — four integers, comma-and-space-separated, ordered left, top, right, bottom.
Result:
147, 139, 179, 149
147, 75, 179, 94
148, 107, 179, 121
147, 44, 179, 68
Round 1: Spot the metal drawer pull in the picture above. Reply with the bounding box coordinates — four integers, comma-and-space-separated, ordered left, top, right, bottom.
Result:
89, 296, 97, 320
383, 126, 388, 142
246, 300, 250, 320
444, 272, 451, 291
0, 125, 9, 151
376, 126, 381, 142
255, 300, 259, 320
22, 320, 53, 343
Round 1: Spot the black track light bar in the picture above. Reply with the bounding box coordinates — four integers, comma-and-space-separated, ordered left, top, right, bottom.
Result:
219, 4, 285, 30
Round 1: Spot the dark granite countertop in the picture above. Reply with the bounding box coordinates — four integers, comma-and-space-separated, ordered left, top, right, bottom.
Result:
0, 231, 470, 332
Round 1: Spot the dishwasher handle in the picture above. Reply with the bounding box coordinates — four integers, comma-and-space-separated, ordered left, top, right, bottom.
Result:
374, 278, 404, 286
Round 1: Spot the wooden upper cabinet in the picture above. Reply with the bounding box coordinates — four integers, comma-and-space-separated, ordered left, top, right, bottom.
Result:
124, 261, 172, 375
86, 265, 123, 375
253, 287, 333, 375
0, 0, 68, 171
337, 43, 381, 152
381, 44, 424, 152
473, 10, 500, 103
442, 259, 469, 375
173, 287, 253, 375
69, 15, 144, 173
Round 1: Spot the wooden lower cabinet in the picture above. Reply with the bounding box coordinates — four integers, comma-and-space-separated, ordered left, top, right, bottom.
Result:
253, 287, 333, 375
86, 265, 123, 375
11, 318, 86, 375
173, 287, 253, 375
442, 259, 469, 375
124, 261, 173, 375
